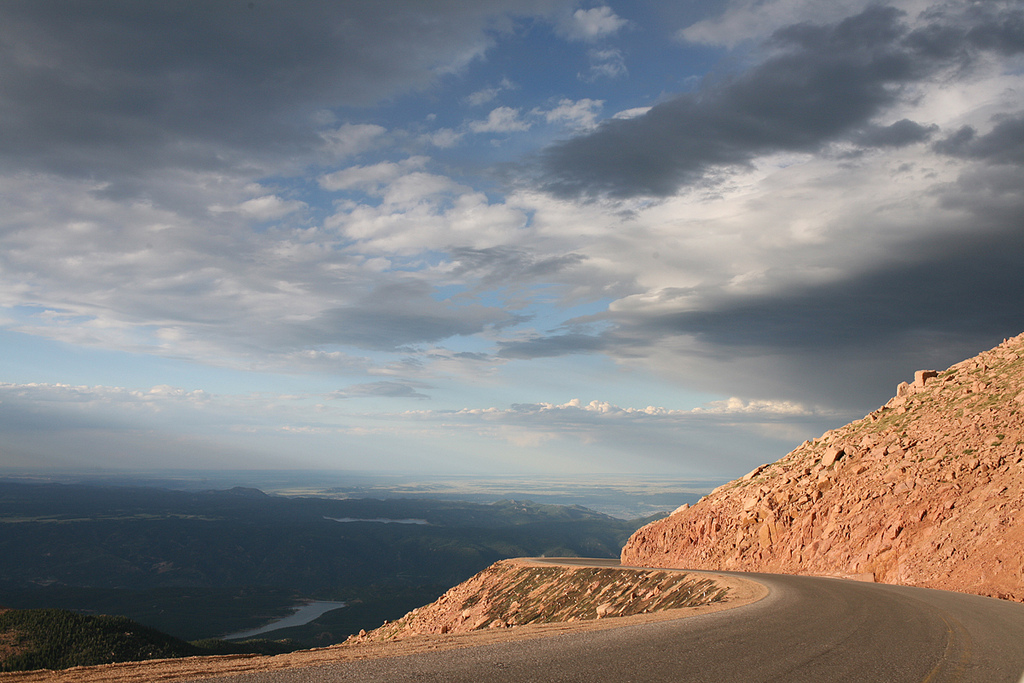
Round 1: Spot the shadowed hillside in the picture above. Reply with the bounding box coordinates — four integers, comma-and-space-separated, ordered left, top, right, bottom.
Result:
0, 487, 658, 645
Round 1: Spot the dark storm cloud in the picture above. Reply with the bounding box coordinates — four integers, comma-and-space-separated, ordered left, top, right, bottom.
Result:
962, 4, 1024, 55
934, 114, 1024, 166
569, 219, 1023, 405
0, 0, 563, 182
852, 119, 938, 148
538, 4, 1023, 199
632, 239, 1024, 352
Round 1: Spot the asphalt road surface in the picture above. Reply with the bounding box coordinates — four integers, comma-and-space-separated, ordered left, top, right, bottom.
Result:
188, 564, 1024, 683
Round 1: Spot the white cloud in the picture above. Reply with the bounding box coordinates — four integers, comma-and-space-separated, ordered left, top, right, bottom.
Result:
466, 87, 503, 107
446, 396, 819, 420
420, 128, 464, 148
580, 48, 627, 81
465, 78, 518, 106
560, 7, 629, 42
691, 397, 815, 415
326, 175, 528, 254
3, 0, 1022, 471
319, 123, 388, 159
612, 106, 651, 120
0, 381, 210, 411
318, 157, 430, 193
211, 194, 307, 221
469, 106, 532, 133
539, 98, 604, 130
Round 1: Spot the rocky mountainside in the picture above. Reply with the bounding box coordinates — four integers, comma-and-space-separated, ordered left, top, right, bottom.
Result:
347, 559, 730, 642
622, 333, 1024, 602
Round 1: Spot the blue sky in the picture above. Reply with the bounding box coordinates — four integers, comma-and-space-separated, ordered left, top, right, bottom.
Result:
1, 0, 1023, 479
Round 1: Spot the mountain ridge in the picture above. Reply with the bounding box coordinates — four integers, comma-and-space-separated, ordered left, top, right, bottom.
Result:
622, 332, 1024, 601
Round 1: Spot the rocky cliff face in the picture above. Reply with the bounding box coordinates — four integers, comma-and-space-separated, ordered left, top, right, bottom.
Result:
622, 333, 1024, 602
348, 559, 729, 642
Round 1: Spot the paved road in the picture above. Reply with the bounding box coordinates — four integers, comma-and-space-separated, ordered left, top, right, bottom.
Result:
189, 565, 1024, 683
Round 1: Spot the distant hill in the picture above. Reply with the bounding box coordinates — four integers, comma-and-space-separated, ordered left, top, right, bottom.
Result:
623, 333, 1024, 601
0, 486, 657, 645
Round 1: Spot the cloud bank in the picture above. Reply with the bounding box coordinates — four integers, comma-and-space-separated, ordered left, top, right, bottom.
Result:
1, 0, 1022, 476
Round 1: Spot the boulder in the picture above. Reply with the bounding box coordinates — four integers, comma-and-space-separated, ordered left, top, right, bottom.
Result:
821, 446, 844, 468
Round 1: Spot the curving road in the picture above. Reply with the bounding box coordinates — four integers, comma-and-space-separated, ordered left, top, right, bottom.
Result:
188, 562, 1024, 683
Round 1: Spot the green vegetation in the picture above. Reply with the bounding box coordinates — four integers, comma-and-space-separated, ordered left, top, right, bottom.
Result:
0, 608, 304, 672
0, 608, 190, 671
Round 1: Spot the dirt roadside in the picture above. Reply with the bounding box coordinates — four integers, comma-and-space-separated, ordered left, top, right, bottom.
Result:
0, 567, 766, 683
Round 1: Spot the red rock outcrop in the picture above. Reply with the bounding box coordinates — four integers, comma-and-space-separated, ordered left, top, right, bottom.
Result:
622, 333, 1024, 602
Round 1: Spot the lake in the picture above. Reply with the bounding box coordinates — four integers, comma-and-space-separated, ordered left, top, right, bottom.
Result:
223, 600, 348, 640
323, 516, 429, 524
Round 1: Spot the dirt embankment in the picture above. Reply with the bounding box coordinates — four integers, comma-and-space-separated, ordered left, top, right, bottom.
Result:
348, 558, 734, 641
623, 333, 1024, 602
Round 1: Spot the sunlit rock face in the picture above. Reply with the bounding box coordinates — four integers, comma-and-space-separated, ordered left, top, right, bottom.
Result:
623, 333, 1024, 602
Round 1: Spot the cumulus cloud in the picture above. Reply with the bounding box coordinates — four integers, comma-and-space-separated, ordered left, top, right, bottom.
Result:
318, 157, 430, 193
465, 77, 519, 106
0, 0, 587, 380
470, 106, 532, 133
537, 98, 605, 130
3, 0, 1024, 475
212, 194, 308, 221
559, 6, 629, 42
420, 128, 465, 148
323, 170, 530, 256
319, 124, 388, 160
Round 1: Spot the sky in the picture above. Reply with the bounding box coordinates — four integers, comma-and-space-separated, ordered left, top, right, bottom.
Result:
0, 0, 1022, 480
